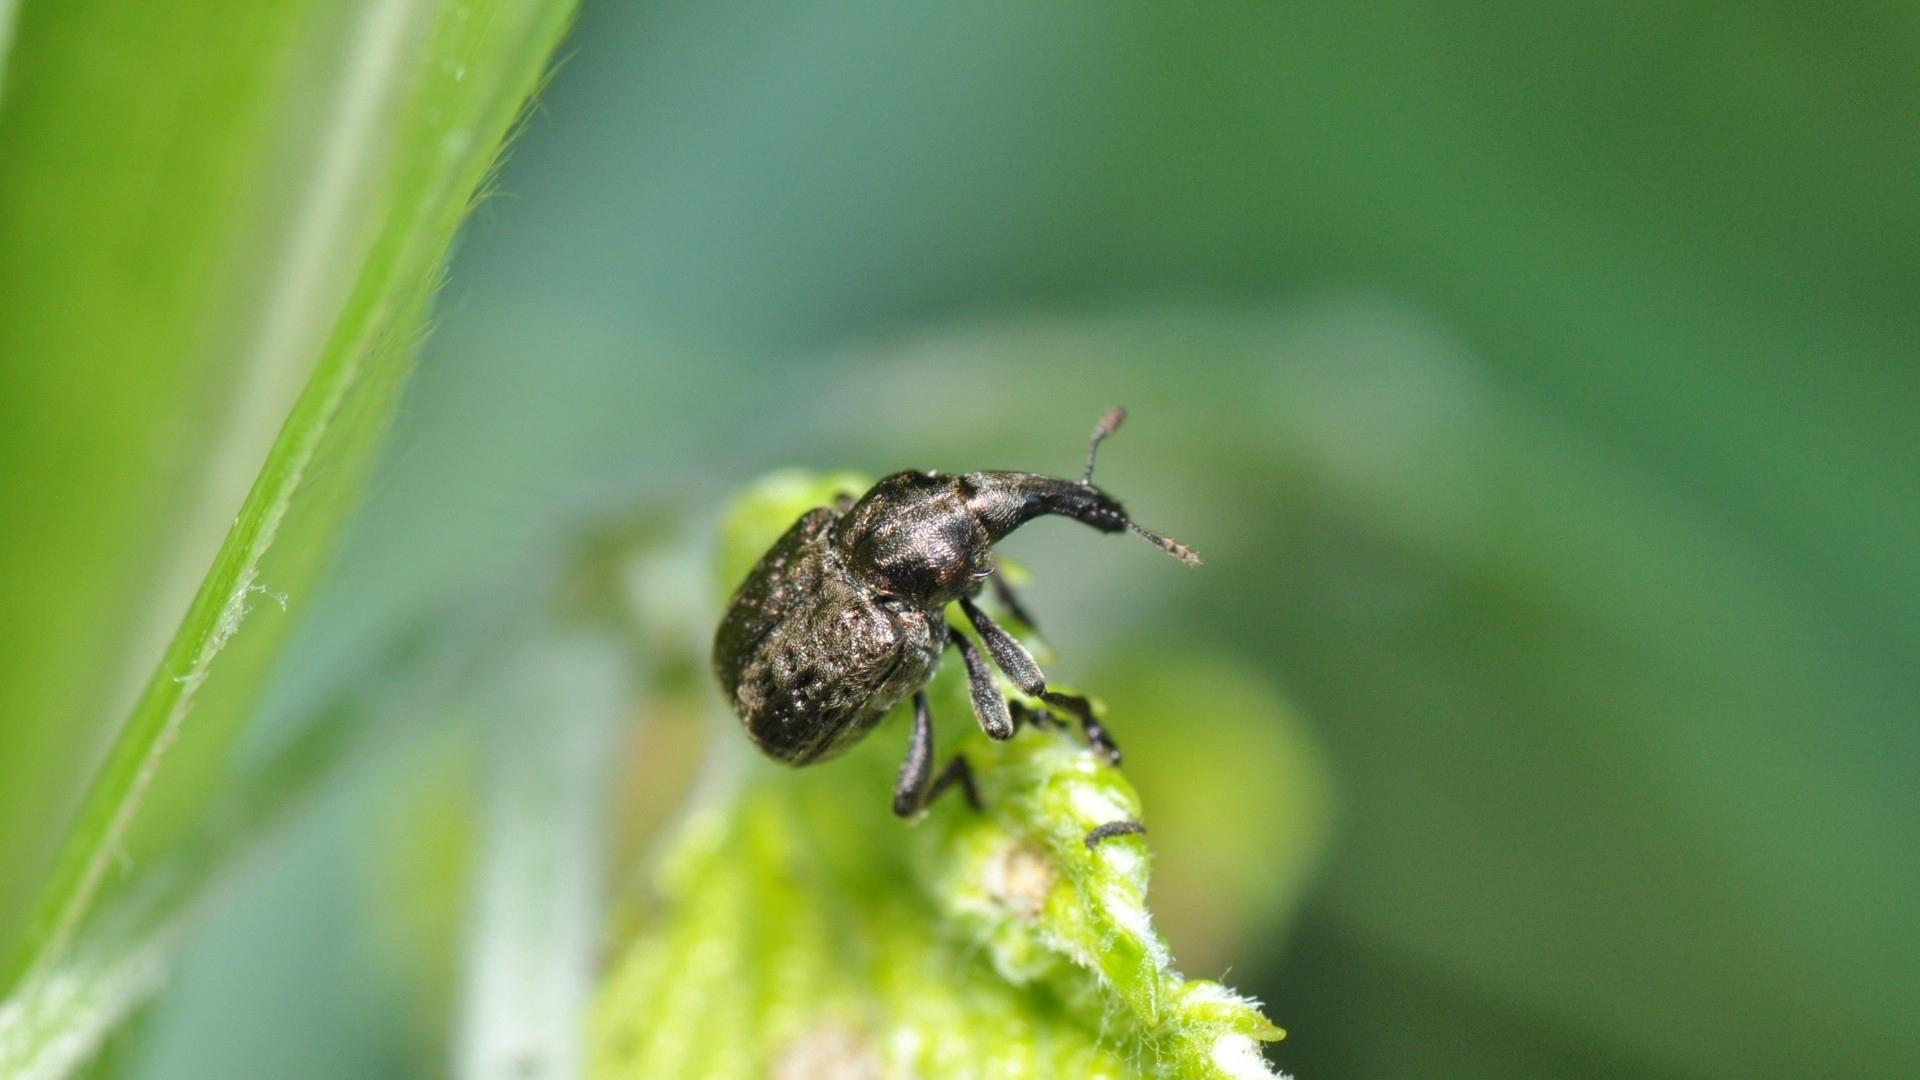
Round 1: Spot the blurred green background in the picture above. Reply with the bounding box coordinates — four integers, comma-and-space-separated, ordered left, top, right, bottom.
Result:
6, 2, 1917, 1078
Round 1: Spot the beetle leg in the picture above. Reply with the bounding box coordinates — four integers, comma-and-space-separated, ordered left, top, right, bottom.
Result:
960, 599, 1120, 765
1040, 689, 1122, 766
959, 597, 1046, 698
947, 628, 1014, 740
893, 691, 982, 816
925, 754, 981, 812
1007, 699, 1059, 732
988, 571, 1042, 633
892, 691, 936, 817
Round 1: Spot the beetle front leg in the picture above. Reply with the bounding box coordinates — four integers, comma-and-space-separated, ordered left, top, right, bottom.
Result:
988, 570, 1041, 633
1040, 689, 1122, 766
959, 596, 1046, 697
947, 628, 1014, 740
893, 690, 980, 817
960, 601, 1121, 764
1007, 698, 1060, 732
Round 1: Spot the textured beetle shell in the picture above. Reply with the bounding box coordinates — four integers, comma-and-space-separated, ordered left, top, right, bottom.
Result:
714, 505, 947, 765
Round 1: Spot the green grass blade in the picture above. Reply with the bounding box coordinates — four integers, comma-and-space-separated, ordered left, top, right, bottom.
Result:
0, 0, 17, 93
0, 0, 579, 1014
0, 0, 327, 946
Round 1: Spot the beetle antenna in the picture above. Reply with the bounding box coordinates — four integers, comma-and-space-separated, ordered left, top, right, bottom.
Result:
1082, 405, 1128, 485
1077, 406, 1196, 563
1128, 520, 1201, 565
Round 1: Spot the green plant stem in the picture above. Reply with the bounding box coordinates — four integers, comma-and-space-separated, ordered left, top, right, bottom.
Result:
456, 631, 630, 1078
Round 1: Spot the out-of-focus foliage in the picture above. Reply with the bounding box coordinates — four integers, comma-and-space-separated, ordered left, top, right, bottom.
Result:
1088, 654, 1331, 977
2, 2, 1914, 1079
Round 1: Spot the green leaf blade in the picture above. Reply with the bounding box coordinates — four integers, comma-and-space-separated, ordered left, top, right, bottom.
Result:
0, 0, 580, 1068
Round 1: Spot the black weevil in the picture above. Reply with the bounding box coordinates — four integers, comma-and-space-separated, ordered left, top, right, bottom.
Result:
712, 408, 1196, 826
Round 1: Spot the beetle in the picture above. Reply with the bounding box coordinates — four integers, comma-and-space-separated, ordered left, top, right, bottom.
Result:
712, 407, 1196, 823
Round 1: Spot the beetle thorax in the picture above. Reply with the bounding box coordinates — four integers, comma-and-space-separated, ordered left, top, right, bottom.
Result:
833, 471, 993, 609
